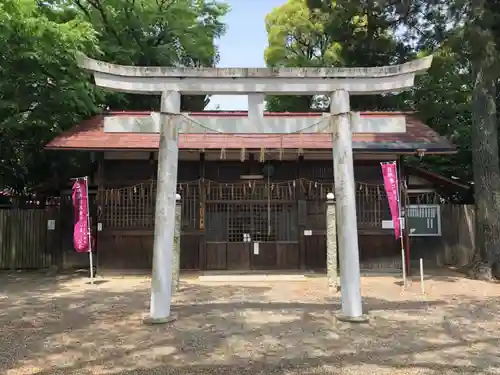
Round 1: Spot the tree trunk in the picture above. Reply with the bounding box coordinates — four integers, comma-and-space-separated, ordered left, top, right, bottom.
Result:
470, 35, 500, 280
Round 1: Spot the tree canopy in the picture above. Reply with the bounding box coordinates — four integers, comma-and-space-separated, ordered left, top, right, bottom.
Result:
0, 0, 100, 192
263, 0, 472, 179
69, 0, 228, 111
0, 0, 229, 193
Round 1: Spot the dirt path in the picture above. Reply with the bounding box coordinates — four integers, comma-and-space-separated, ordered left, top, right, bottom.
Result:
0, 271, 499, 374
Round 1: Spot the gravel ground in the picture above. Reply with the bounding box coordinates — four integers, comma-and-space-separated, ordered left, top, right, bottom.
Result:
0, 270, 499, 375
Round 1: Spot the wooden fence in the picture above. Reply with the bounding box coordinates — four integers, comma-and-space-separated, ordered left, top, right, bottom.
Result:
408, 205, 475, 267
439, 204, 475, 266
0, 203, 478, 270
0, 208, 61, 269
96, 179, 394, 231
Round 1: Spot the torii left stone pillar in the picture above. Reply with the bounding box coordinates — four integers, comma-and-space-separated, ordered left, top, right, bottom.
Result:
77, 54, 432, 323
144, 92, 180, 324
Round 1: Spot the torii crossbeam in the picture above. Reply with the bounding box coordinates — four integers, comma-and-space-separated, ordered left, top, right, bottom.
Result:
77, 54, 432, 323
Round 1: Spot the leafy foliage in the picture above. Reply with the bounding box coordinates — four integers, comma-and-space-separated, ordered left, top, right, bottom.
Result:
70, 0, 229, 111
264, 0, 416, 114
0, 0, 100, 192
407, 41, 473, 180
263, 0, 474, 181
0, 0, 228, 193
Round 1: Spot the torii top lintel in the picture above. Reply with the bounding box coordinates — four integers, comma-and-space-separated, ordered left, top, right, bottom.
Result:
77, 55, 433, 95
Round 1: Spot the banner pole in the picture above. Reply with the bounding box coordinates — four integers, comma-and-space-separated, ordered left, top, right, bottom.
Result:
397, 161, 407, 288
381, 161, 406, 288
84, 176, 94, 284
400, 218, 406, 288
420, 258, 425, 295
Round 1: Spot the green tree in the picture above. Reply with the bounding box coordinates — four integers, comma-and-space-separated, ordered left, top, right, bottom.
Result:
465, 0, 500, 278
263, 0, 475, 181
70, 0, 229, 111
0, 0, 100, 193
406, 40, 473, 181
390, 0, 500, 278
0, 0, 229, 193
264, 0, 413, 112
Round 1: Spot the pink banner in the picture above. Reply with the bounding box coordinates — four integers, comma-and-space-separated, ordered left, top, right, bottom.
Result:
72, 179, 90, 252
381, 162, 401, 239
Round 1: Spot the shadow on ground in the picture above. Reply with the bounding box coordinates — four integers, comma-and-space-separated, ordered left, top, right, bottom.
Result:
0, 271, 499, 375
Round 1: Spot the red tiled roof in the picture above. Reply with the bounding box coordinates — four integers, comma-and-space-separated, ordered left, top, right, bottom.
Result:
45, 111, 455, 153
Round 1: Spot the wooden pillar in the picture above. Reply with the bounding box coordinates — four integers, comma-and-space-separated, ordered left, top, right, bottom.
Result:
149, 152, 157, 180
399, 156, 411, 276
95, 152, 104, 187
198, 152, 206, 270
90, 151, 97, 186
248, 152, 256, 171
94, 152, 105, 274
296, 155, 307, 270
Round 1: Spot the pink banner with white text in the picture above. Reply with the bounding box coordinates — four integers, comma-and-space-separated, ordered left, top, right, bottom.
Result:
72, 178, 90, 252
381, 162, 401, 239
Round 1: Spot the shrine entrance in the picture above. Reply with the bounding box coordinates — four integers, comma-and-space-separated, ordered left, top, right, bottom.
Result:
203, 180, 299, 271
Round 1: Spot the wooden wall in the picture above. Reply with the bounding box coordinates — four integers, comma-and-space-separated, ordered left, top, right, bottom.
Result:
416, 204, 475, 267
0, 208, 61, 269
99, 158, 389, 186
94, 155, 401, 271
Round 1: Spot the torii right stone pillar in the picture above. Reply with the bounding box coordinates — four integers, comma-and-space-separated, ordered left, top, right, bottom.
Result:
331, 90, 367, 322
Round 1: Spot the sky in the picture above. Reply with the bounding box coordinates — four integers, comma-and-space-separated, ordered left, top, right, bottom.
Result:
206, 0, 286, 111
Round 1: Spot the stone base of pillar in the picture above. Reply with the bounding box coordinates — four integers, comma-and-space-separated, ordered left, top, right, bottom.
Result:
336, 312, 369, 323
143, 312, 178, 325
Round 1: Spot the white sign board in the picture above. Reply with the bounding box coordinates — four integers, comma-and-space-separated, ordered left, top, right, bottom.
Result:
303, 230, 312, 236
97, 222, 103, 232
243, 233, 251, 243
47, 220, 55, 231
253, 242, 259, 255
381, 220, 405, 229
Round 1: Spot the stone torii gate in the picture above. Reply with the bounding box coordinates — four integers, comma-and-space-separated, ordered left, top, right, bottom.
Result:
78, 55, 432, 323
